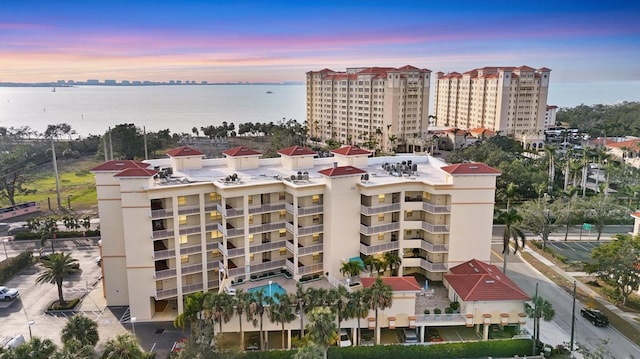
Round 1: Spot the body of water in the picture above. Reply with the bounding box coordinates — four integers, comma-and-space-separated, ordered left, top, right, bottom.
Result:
0, 81, 638, 137
0, 84, 306, 137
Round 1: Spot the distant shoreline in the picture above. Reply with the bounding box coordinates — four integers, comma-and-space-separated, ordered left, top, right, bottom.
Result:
0, 82, 304, 87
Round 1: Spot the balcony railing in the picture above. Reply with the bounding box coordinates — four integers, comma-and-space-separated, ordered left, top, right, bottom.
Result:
207, 260, 222, 271
421, 222, 449, 234
227, 266, 246, 277
249, 239, 287, 254
422, 202, 451, 214
285, 259, 295, 274
360, 222, 400, 236
298, 242, 323, 255
150, 208, 173, 219
360, 241, 399, 255
360, 202, 401, 215
151, 229, 174, 240
285, 222, 323, 236
218, 241, 245, 258
227, 227, 245, 237
179, 224, 201, 236
225, 205, 244, 217
179, 244, 202, 255
155, 287, 178, 300
248, 221, 287, 234
207, 279, 220, 290
248, 203, 286, 215
182, 263, 204, 275
299, 204, 324, 216
153, 248, 176, 260
420, 258, 447, 272
206, 241, 221, 251
415, 313, 465, 325
183, 282, 204, 295
204, 202, 219, 212
155, 268, 176, 279
298, 262, 324, 275
250, 259, 286, 273
178, 204, 201, 216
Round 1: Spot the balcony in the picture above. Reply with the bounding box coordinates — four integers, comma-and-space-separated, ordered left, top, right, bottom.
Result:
297, 261, 324, 275
285, 203, 324, 216
286, 240, 323, 255
250, 259, 286, 273
183, 282, 204, 295
248, 203, 286, 215
248, 221, 287, 235
227, 223, 244, 237
155, 268, 176, 279
360, 202, 401, 215
155, 287, 178, 300
153, 248, 176, 260
151, 229, 174, 240
179, 244, 202, 255
421, 222, 449, 234
227, 266, 246, 277
182, 263, 204, 275
415, 313, 465, 326
404, 238, 448, 253
285, 222, 323, 236
360, 241, 399, 255
207, 259, 222, 271
178, 204, 200, 216
249, 239, 287, 254
204, 202, 218, 212
178, 224, 201, 236
224, 204, 244, 217
360, 222, 400, 236
150, 208, 173, 219
218, 241, 245, 258
422, 202, 451, 214
420, 258, 448, 272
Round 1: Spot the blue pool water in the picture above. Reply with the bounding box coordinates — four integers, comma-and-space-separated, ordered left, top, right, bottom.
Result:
248, 282, 287, 303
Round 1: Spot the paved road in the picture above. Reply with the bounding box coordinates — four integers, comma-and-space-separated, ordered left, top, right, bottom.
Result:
490, 238, 640, 358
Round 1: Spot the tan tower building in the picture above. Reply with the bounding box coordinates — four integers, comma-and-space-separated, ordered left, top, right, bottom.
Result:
434, 66, 551, 150
306, 66, 432, 153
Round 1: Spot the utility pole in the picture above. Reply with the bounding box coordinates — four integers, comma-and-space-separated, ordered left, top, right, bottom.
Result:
51, 137, 62, 209
532, 282, 538, 356
570, 280, 577, 352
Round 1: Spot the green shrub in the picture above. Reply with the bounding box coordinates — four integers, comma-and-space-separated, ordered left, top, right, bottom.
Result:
423, 309, 430, 314
13, 232, 40, 240
445, 307, 453, 314
433, 308, 442, 314
450, 301, 460, 311
0, 252, 34, 283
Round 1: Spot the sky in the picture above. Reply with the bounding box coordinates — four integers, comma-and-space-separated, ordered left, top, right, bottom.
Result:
1, 1, 640, 90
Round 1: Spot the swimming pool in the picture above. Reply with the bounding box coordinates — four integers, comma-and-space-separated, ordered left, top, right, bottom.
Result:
248, 282, 287, 303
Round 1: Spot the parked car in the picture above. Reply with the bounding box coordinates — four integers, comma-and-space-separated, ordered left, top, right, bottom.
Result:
581, 308, 608, 326
426, 328, 443, 342
402, 328, 419, 343
0, 286, 19, 301
338, 329, 352, 347
7, 225, 28, 236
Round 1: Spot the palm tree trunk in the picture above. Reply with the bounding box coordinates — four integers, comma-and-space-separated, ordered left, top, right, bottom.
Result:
239, 315, 244, 349
259, 315, 264, 350
281, 323, 285, 350
57, 281, 65, 305
357, 318, 361, 346
502, 251, 508, 274
375, 308, 379, 345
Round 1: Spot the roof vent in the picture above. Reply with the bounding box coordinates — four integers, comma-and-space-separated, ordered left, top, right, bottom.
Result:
485, 280, 495, 284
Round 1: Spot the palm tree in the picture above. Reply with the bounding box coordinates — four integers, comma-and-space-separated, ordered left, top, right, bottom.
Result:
496, 208, 526, 274
525, 295, 555, 350
560, 187, 579, 241
306, 306, 337, 359
364, 277, 393, 345
207, 292, 234, 336
544, 145, 557, 194
505, 182, 519, 210
13, 337, 58, 359
267, 292, 296, 349
327, 286, 349, 340
54, 338, 95, 359
173, 292, 206, 333
382, 251, 401, 276
290, 283, 311, 339
61, 315, 99, 347
247, 289, 267, 350
346, 290, 369, 346
100, 333, 151, 359
35, 252, 80, 306
339, 260, 363, 281
232, 290, 251, 349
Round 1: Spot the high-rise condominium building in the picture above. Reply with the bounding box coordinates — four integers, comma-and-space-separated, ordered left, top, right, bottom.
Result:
434, 66, 551, 150
306, 66, 432, 153
92, 145, 499, 321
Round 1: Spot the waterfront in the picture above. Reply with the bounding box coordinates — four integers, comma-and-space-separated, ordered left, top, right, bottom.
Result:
0, 84, 306, 137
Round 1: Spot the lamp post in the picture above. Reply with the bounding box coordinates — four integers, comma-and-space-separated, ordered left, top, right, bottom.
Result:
2, 239, 8, 260
268, 280, 273, 298
28, 320, 35, 339
130, 317, 137, 338
346, 278, 351, 287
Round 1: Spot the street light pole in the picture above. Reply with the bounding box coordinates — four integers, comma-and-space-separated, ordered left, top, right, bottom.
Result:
28, 320, 35, 339
532, 282, 538, 356
131, 317, 137, 338
570, 281, 577, 352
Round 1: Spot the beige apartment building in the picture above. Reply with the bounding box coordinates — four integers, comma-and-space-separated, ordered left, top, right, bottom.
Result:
91, 145, 501, 325
434, 66, 551, 150
306, 66, 431, 153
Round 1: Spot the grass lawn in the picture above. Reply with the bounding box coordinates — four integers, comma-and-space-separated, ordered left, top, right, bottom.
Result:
4, 157, 102, 214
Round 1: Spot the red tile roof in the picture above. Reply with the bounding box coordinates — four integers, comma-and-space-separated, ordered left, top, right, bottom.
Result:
397, 65, 420, 71
445, 259, 529, 301
277, 146, 316, 157
630, 211, 640, 219
538, 67, 552, 71
90, 160, 148, 172
361, 276, 422, 292
166, 146, 204, 157
331, 146, 371, 156
113, 168, 158, 178
318, 166, 366, 177
223, 146, 262, 157
440, 163, 500, 175
606, 139, 640, 149
515, 65, 536, 71
469, 128, 495, 136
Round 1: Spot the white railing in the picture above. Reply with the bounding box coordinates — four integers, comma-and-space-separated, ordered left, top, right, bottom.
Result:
151, 229, 174, 239
285, 259, 295, 274
204, 202, 219, 212
421, 222, 449, 234
228, 246, 245, 258
183, 282, 204, 295
207, 260, 221, 270
421, 240, 448, 253
360, 241, 399, 255
155, 268, 176, 279
180, 244, 202, 255
360, 222, 400, 235
415, 313, 465, 325
250, 259, 286, 273
217, 242, 228, 257
182, 263, 203, 275
155, 287, 178, 300
178, 204, 201, 215
297, 204, 323, 216
248, 221, 287, 234
248, 203, 286, 215
420, 258, 447, 272
225, 206, 244, 217
227, 266, 246, 277
422, 202, 451, 214
249, 239, 287, 254
298, 242, 323, 255
150, 208, 173, 219
298, 224, 323, 236
360, 202, 401, 215
227, 227, 245, 237
179, 224, 201, 236
298, 262, 323, 275
285, 240, 295, 253
153, 248, 176, 260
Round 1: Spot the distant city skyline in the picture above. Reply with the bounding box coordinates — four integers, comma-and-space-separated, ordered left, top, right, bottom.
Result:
1, 1, 639, 106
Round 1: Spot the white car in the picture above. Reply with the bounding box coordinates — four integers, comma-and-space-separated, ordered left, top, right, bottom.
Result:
338, 329, 352, 347
0, 286, 19, 301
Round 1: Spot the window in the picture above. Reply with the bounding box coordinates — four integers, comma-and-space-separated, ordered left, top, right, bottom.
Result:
279, 210, 286, 219
248, 196, 253, 204
249, 234, 254, 243
248, 215, 254, 224
378, 233, 385, 241
378, 214, 385, 222
406, 210, 413, 217
312, 233, 320, 241
249, 254, 254, 261
210, 211, 222, 220
279, 248, 287, 255
179, 215, 187, 225
313, 253, 320, 260
181, 255, 189, 264
279, 229, 286, 238
180, 235, 188, 244
279, 192, 286, 200
378, 194, 385, 203
312, 214, 320, 224
312, 195, 320, 204
178, 196, 187, 206
211, 230, 222, 239
209, 193, 221, 202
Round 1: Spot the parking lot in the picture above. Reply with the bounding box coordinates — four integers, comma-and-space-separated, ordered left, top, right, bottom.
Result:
545, 241, 605, 263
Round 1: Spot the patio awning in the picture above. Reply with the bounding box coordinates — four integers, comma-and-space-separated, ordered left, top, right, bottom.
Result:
349, 256, 364, 268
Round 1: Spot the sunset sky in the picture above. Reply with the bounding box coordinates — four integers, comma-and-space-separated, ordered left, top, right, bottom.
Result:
1, 0, 639, 84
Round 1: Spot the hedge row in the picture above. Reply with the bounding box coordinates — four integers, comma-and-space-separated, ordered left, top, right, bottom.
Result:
0, 252, 33, 283
13, 230, 101, 241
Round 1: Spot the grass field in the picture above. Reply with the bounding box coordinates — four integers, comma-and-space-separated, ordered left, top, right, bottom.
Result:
3, 157, 102, 215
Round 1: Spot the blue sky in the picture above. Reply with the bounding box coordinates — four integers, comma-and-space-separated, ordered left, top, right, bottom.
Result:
1, 0, 639, 89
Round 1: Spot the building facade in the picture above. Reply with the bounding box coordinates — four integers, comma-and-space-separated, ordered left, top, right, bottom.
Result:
91, 145, 499, 322
306, 66, 432, 153
434, 66, 551, 150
